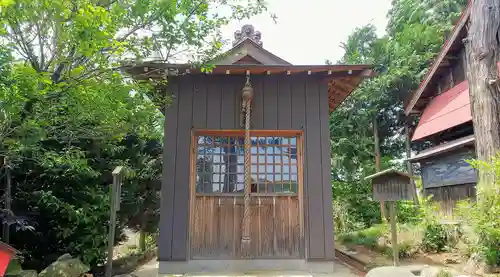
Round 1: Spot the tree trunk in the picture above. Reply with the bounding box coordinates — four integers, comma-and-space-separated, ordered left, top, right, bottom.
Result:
373, 116, 387, 221
465, 0, 500, 191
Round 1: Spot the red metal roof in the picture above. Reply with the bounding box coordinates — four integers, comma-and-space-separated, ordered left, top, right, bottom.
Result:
412, 62, 500, 141
412, 80, 471, 141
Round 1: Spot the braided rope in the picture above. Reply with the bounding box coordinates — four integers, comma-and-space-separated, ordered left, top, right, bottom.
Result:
241, 97, 252, 255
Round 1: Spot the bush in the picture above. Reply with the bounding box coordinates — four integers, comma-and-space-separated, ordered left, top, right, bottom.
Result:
396, 200, 421, 224
457, 155, 500, 267
333, 200, 366, 234
421, 223, 448, 252
418, 194, 463, 253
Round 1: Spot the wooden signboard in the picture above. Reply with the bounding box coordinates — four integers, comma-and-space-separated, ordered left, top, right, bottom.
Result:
365, 168, 415, 267
367, 169, 415, 202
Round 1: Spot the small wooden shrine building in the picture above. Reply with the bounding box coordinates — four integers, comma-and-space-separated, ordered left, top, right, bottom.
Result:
404, 5, 479, 216
126, 25, 373, 274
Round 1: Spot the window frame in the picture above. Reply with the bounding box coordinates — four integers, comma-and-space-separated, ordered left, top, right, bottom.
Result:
190, 129, 304, 197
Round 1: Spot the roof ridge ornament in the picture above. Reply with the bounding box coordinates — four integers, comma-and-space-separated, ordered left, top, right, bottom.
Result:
233, 24, 263, 47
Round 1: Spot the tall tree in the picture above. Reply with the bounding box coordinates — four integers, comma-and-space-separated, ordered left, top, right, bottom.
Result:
465, 0, 500, 189
0, 0, 269, 269
330, 0, 467, 229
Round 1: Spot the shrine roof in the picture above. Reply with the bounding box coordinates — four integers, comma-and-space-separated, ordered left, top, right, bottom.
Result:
124, 25, 374, 112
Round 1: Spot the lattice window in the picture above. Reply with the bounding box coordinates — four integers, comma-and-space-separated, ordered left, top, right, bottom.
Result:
194, 131, 300, 195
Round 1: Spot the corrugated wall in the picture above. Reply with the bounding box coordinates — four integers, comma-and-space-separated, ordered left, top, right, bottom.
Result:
159, 74, 334, 261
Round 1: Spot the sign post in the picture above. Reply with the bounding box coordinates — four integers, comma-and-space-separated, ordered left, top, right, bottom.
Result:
106, 166, 124, 277
365, 168, 415, 266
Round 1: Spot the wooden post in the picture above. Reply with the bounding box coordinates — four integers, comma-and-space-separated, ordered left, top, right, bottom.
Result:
373, 116, 387, 221
465, 0, 500, 191
2, 157, 11, 243
106, 166, 123, 277
405, 124, 419, 206
365, 169, 411, 267
389, 201, 399, 266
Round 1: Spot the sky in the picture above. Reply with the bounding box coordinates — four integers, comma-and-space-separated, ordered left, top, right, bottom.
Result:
219, 0, 393, 65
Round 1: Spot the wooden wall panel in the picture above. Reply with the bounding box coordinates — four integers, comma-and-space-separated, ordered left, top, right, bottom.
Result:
304, 81, 325, 260
290, 77, 307, 259
425, 183, 476, 217
221, 77, 236, 129
436, 47, 467, 95
190, 196, 300, 259
158, 79, 179, 260
263, 76, 278, 130
452, 47, 466, 84
206, 76, 222, 129
252, 76, 264, 129
171, 78, 193, 260
161, 75, 334, 261
192, 75, 207, 128
319, 83, 334, 260
277, 78, 292, 130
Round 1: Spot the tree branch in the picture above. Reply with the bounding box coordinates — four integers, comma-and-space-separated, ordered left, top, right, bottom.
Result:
35, 20, 45, 70
51, 47, 76, 83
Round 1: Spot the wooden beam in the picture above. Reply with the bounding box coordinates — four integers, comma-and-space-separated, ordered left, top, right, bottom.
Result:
193, 129, 304, 137
328, 83, 349, 94
334, 79, 356, 92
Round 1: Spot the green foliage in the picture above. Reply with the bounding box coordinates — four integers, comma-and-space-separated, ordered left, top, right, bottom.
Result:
421, 223, 448, 252
119, 134, 162, 236
331, 0, 467, 232
457, 155, 500, 266
396, 200, 420, 224
0, 0, 269, 270
337, 224, 388, 249
333, 200, 366, 234
338, 223, 420, 258
416, 194, 462, 253
436, 269, 453, 277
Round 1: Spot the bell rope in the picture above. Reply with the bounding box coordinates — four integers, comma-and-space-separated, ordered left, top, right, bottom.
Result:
240, 73, 253, 256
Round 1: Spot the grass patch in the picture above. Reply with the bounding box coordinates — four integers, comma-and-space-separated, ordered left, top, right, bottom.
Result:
338, 223, 423, 259
337, 224, 388, 249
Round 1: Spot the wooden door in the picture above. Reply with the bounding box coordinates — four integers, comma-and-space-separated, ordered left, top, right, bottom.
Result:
189, 130, 304, 259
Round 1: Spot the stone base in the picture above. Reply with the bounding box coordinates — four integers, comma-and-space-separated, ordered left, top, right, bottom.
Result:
159, 260, 336, 275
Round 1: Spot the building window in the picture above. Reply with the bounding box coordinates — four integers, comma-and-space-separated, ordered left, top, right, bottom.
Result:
193, 131, 301, 195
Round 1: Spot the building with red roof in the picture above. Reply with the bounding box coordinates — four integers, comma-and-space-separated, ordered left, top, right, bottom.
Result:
404, 3, 478, 216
